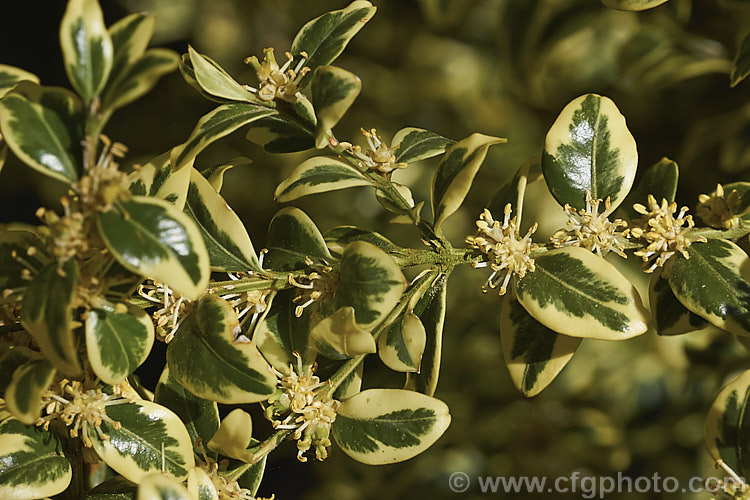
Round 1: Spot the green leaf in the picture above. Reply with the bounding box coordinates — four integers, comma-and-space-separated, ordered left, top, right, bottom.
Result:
107, 13, 155, 85
85, 302, 155, 385
668, 239, 750, 336
515, 247, 649, 340
5, 359, 55, 425
172, 103, 274, 172
0, 64, 39, 98
245, 110, 316, 153
706, 368, 750, 477
487, 159, 539, 222
312, 66, 361, 148
310, 306, 376, 360
84, 476, 137, 499
601, 0, 669, 10
186, 467, 219, 500
542, 93, 638, 213
500, 296, 580, 397
136, 472, 193, 500
333, 362, 363, 400
102, 48, 179, 114
0, 418, 72, 500
378, 312, 426, 373
188, 46, 258, 103
98, 196, 210, 300
325, 226, 398, 255
265, 207, 332, 272
185, 168, 260, 272
206, 408, 253, 461
0, 81, 83, 183
332, 389, 451, 465
649, 273, 708, 336
334, 241, 406, 330
200, 157, 251, 192
154, 367, 220, 457
166, 295, 277, 404
128, 151, 191, 209
59, 0, 113, 103
731, 32, 750, 87
274, 156, 372, 203
0, 348, 33, 395
392, 127, 454, 164
254, 289, 314, 375
291, 0, 377, 87
89, 400, 195, 482
617, 157, 678, 221
405, 273, 448, 397
431, 133, 506, 232
20, 259, 81, 375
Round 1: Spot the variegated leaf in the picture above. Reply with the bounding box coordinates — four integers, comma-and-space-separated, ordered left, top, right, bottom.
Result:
89, 400, 195, 482
291, 0, 376, 87
715, 182, 750, 224
207, 408, 253, 461
668, 239, 750, 336
487, 159, 539, 221
187, 467, 219, 500
172, 103, 274, 171
21, 259, 81, 375
649, 273, 708, 336
378, 312, 426, 373
179, 53, 233, 104
4, 359, 55, 425
0, 64, 39, 98
0, 418, 72, 499
431, 133, 506, 232
274, 156, 372, 203
254, 289, 313, 375
617, 157, 678, 221
312, 66, 361, 148
102, 48, 179, 114
516, 247, 648, 340
0, 348, 33, 395
188, 46, 258, 103
706, 369, 750, 477
334, 241, 406, 330
543, 93, 637, 213
85, 303, 155, 384
59, 0, 113, 102
245, 110, 316, 153
166, 295, 277, 404
98, 196, 210, 300
154, 367, 220, 457
128, 151, 191, 208
265, 207, 331, 272
200, 157, 251, 192
137, 473, 193, 500
334, 362, 363, 400
732, 32, 750, 87
0, 81, 83, 183
405, 273, 448, 396
107, 13, 154, 86
332, 389, 451, 465
500, 296, 580, 397
325, 226, 398, 255
185, 168, 259, 272
310, 306, 376, 360
84, 476, 137, 499
392, 127, 454, 164
602, 0, 669, 10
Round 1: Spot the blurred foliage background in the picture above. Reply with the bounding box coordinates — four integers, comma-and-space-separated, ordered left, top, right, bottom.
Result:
4, 0, 750, 498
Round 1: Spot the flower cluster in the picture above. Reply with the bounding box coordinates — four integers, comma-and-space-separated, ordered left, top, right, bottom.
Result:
138, 280, 192, 342
696, 183, 742, 229
550, 192, 628, 257
199, 455, 275, 500
630, 195, 706, 273
288, 258, 338, 317
75, 137, 130, 213
465, 204, 539, 295
265, 357, 339, 462
244, 48, 308, 103
344, 128, 407, 174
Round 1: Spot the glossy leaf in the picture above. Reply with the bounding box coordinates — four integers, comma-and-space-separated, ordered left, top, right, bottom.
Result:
649, 273, 708, 336
516, 247, 649, 340
5, 359, 55, 425
334, 362, 363, 400
207, 408, 253, 461
332, 389, 451, 465
254, 289, 314, 375
137, 473, 193, 500
542, 93, 638, 213
59, 0, 113, 102
265, 207, 331, 271
668, 239, 750, 336
85, 303, 155, 384
706, 369, 750, 477
154, 367, 220, 457
731, 32, 750, 87
0, 64, 39, 98
392, 127, 454, 164
0, 81, 83, 183
107, 13, 154, 77
312, 65, 361, 148
185, 168, 260, 272
166, 295, 277, 404
275, 156, 372, 203
186, 467, 219, 500
617, 157, 678, 221
201, 157, 251, 192
171, 103, 274, 171
378, 312, 426, 373
21, 259, 81, 375
335, 241, 406, 330
325, 225, 398, 255
310, 306, 376, 360
291, 0, 377, 86
89, 400, 195, 482
431, 133, 506, 232
188, 46, 258, 103
500, 296, 580, 397
102, 48, 179, 114
602, 0, 669, 10
0, 418, 71, 499
97, 196, 209, 300
245, 110, 316, 153
128, 151, 191, 208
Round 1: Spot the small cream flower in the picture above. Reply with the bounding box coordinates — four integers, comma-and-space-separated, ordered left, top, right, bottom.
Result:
244, 48, 309, 103
631, 195, 706, 273
138, 280, 192, 342
199, 455, 275, 500
288, 257, 338, 317
465, 204, 538, 295
550, 191, 628, 257
697, 183, 741, 229
345, 128, 407, 174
